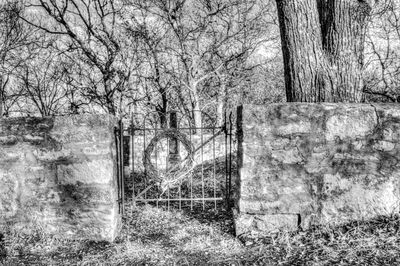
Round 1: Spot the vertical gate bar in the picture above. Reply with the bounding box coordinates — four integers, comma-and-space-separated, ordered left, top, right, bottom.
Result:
179, 181, 182, 210
201, 123, 205, 211
119, 126, 122, 213
224, 113, 228, 207
155, 125, 159, 209
120, 120, 125, 215
168, 186, 170, 211
229, 113, 233, 209
131, 114, 136, 209
115, 126, 121, 213
212, 127, 216, 210
143, 118, 147, 201
166, 136, 169, 209
176, 113, 182, 210
190, 130, 193, 211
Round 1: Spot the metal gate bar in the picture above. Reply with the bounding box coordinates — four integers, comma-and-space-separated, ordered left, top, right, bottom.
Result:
115, 120, 125, 215
117, 111, 234, 212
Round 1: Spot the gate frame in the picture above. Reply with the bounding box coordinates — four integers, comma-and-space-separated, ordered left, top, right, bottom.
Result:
115, 110, 234, 213
115, 119, 125, 215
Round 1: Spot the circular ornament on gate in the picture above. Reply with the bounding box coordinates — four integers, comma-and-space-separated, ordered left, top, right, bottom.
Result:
143, 129, 194, 182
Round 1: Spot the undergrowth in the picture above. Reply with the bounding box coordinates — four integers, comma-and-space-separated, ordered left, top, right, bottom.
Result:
1, 204, 400, 265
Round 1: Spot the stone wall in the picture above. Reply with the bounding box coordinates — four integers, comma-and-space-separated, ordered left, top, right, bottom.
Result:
0, 115, 120, 241
235, 103, 400, 236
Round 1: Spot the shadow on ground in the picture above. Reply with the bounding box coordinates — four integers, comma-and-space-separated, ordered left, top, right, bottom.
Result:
2, 204, 400, 265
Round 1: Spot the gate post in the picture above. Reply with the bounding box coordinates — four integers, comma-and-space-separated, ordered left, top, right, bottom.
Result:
168, 111, 181, 168
123, 135, 130, 177
115, 119, 125, 215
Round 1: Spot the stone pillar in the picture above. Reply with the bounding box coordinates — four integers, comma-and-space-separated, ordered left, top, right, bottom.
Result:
0, 115, 120, 242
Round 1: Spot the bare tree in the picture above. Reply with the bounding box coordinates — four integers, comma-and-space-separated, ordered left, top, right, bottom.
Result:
124, 0, 270, 128
0, 1, 40, 116
23, 0, 138, 115
364, 0, 400, 102
124, 3, 174, 127
18, 49, 72, 116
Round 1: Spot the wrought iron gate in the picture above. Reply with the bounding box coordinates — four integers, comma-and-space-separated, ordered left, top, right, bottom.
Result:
115, 111, 233, 214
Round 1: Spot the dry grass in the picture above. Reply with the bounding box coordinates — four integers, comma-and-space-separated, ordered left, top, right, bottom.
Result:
0, 204, 243, 266
237, 214, 400, 265
1, 205, 400, 265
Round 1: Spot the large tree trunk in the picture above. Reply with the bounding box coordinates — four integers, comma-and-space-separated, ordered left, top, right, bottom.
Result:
276, 0, 327, 102
276, 0, 373, 102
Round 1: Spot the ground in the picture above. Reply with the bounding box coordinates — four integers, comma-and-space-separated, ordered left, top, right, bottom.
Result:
1, 201, 400, 265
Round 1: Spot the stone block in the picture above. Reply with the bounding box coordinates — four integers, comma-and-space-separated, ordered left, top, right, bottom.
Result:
270, 148, 304, 164
0, 171, 19, 219
0, 115, 119, 242
57, 159, 114, 185
0, 135, 18, 145
275, 121, 312, 136
325, 108, 377, 141
373, 140, 395, 151
235, 213, 299, 236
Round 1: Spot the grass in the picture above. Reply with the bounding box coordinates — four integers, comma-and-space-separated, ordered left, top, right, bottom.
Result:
0, 203, 242, 266
1, 203, 400, 265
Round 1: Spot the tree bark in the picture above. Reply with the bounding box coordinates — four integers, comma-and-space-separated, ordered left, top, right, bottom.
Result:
276, 0, 327, 102
276, 0, 373, 102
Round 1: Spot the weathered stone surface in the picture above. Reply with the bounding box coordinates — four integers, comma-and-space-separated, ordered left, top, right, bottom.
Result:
0, 135, 17, 145
325, 107, 377, 141
235, 213, 299, 236
57, 160, 114, 185
0, 171, 19, 218
236, 103, 400, 237
0, 115, 120, 242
